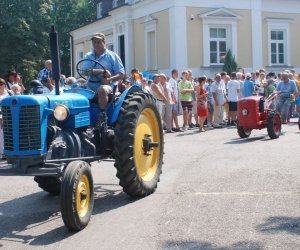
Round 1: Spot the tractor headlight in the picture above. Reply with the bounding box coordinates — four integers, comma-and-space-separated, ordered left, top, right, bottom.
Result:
53, 105, 70, 121
242, 108, 248, 116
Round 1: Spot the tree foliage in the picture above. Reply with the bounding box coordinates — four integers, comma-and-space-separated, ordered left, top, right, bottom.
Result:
222, 49, 238, 76
0, 0, 96, 87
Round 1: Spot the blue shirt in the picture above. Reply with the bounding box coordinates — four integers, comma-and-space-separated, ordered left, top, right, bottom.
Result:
205, 84, 213, 103
276, 80, 298, 98
243, 80, 254, 97
128, 76, 141, 86
37, 68, 51, 83
84, 49, 125, 91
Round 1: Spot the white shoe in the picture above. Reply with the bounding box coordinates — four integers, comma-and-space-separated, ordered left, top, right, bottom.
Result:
213, 123, 222, 128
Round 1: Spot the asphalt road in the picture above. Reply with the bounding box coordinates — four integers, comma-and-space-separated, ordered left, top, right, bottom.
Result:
0, 120, 299, 250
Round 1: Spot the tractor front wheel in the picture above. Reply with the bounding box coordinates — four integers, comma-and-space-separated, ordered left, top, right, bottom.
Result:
114, 92, 163, 197
237, 122, 252, 138
267, 111, 281, 139
60, 161, 94, 231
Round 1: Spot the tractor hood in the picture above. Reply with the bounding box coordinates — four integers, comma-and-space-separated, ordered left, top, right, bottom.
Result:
46, 93, 90, 114
2, 93, 90, 115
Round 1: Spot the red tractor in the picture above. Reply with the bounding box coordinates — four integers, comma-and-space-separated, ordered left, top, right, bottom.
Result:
237, 94, 281, 139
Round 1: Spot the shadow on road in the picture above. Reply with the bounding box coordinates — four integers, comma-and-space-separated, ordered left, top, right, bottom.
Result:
224, 136, 266, 144
256, 216, 300, 235
161, 240, 263, 249
93, 183, 136, 215
0, 183, 135, 247
0, 191, 68, 246
175, 127, 216, 137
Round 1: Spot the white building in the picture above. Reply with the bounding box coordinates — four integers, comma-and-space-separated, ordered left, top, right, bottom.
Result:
70, 0, 300, 77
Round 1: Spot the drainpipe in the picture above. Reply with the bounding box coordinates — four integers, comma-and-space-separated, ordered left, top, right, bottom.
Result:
70, 34, 74, 76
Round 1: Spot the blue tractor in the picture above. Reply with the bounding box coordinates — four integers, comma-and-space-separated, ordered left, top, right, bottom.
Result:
0, 27, 163, 231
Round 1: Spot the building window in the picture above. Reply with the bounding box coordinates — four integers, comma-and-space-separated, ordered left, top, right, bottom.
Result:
200, 8, 239, 68
75, 46, 83, 64
266, 18, 292, 67
107, 44, 114, 51
75, 47, 83, 77
270, 31, 285, 65
209, 28, 227, 64
147, 31, 157, 70
97, 2, 102, 19
112, 0, 118, 8
144, 15, 157, 71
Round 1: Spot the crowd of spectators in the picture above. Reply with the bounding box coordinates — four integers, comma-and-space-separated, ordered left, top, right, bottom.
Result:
0, 59, 299, 158
124, 67, 299, 134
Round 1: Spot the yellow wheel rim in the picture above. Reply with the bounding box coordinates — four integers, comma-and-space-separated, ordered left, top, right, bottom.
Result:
76, 175, 90, 218
134, 107, 161, 181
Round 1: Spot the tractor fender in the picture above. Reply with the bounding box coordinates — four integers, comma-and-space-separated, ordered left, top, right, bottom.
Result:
110, 85, 144, 124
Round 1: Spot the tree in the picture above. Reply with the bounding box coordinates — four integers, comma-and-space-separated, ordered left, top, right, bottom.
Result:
0, 0, 53, 86
50, 0, 96, 76
222, 49, 238, 75
0, 0, 96, 87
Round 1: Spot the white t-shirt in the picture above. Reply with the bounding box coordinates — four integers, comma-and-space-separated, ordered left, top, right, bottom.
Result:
238, 80, 244, 99
169, 77, 179, 101
227, 80, 240, 102
211, 81, 226, 105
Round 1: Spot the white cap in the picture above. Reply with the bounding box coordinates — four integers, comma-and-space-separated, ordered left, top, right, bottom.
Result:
45, 60, 52, 66
246, 73, 251, 78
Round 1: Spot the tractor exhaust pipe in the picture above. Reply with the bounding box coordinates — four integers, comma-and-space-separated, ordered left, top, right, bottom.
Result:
50, 26, 61, 95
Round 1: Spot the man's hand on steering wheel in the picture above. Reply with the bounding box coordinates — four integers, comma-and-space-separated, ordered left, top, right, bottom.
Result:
91, 68, 112, 84
92, 68, 110, 76
103, 69, 111, 79
101, 70, 111, 85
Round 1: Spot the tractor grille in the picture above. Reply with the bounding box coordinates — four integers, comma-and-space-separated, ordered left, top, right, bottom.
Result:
3, 105, 41, 151
19, 106, 41, 151
2, 106, 13, 151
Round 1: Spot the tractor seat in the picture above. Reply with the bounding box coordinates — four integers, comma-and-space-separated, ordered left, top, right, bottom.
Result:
65, 86, 120, 104
89, 93, 115, 104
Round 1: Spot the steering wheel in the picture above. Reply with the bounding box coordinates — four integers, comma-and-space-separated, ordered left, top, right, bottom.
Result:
76, 58, 107, 83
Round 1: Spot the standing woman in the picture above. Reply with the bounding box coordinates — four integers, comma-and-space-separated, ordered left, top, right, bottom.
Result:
197, 76, 208, 132
0, 78, 10, 159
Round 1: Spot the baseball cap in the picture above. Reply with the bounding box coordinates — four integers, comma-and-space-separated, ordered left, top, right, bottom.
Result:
7, 70, 17, 77
246, 73, 251, 79
91, 33, 105, 41
45, 60, 52, 66
159, 73, 166, 78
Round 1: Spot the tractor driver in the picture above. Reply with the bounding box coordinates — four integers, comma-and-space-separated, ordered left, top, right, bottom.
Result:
84, 33, 125, 113
275, 72, 298, 124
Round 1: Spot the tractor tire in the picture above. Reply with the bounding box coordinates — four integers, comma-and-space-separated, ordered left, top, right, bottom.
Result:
267, 111, 281, 139
60, 161, 94, 231
237, 122, 252, 138
114, 92, 163, 197
34, 176, 61, 195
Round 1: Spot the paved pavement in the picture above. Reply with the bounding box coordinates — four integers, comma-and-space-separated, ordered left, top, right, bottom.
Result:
0, 120, 299, 250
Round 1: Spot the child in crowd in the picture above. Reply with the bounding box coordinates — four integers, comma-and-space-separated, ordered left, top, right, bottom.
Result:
205, 78, 214, 127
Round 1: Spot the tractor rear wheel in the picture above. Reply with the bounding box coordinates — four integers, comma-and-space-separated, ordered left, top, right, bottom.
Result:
237, 122, 252, 138
114, 92, 163, 197
34, 176, 61, 195
60, 161, 94, 231
267, 111, 281, 139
